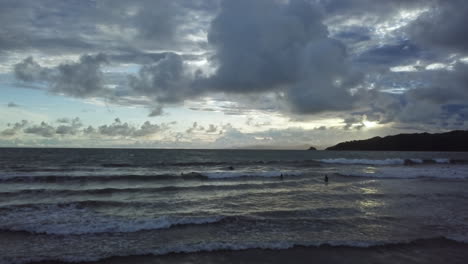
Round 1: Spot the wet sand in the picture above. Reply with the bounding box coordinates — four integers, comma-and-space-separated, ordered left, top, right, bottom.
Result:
30, 237, 468, 264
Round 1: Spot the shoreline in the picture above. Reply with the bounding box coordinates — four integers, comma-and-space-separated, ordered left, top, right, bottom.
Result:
25, 237, 468, 264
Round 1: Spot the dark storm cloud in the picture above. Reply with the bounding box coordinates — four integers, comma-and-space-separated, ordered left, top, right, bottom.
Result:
14, 57, 50, 82
0, 0, 104, 55
351, 61, 468, 130
320, 0, 428, 20
410, 0, 468, 53
14, 54, 110, 98
128, 53, 194, 104
391, 63, 468, 127
357, 40, 423, 66
5, 0, 468, 130
52, 54, 109, 97
408, 62, 468, 104
110, 52, 171, 65
205, 0, 327, 92
0, 0, 214, 59
333, 27, 371, 43
197, 0, 363, 114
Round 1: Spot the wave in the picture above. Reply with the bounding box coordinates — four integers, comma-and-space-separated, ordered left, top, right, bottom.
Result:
2, 160, 322, 172
0, 173, 206, 183
203, 171, 301, 179
2, 236, 467, 264
337, 165, 468, 179
317, 158, 454, 166
101, 160, 322, 168
0, 181, 288, 197
0, 201, 441, 236
0, 201, 398, 235
0, 170, 304, 183
0, 203, 225, 235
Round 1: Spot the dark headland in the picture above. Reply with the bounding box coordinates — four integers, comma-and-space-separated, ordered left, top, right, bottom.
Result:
326, 130, 468, 151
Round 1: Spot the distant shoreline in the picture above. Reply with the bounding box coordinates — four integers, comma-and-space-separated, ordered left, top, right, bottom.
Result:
326, 130, 468, 151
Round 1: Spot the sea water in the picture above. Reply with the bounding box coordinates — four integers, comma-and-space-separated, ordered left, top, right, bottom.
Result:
0, 148, 468, 263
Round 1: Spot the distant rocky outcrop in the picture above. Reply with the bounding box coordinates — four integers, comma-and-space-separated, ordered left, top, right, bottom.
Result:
308, 146, 317, 150
326, 130, 468, 151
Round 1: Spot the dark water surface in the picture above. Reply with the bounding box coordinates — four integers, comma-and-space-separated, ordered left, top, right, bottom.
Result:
1, 148, 468, 263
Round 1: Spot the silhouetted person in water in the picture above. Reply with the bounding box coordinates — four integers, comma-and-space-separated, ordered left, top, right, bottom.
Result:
324, 174, 329, 183
228, 166, 234, 170
280, 173, 284, 180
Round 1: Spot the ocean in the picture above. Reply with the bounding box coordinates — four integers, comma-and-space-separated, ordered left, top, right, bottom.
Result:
1, 148, 468, 264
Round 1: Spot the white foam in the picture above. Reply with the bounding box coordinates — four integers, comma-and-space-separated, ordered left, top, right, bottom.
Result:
202, 171, 302, 179
318, 158, 405, 165
4, 235, 467, 264
0, 239, 392, 264
341, 165, 468, 179
0, 204, 223, 235
318, 158, 453, 166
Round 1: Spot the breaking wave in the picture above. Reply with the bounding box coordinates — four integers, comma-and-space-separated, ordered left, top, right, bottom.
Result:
0, 203, 225, 235
2, 237, 467, 264
0, 170, 304, 183
317, 158, 455, 166
337, 165, 468, 179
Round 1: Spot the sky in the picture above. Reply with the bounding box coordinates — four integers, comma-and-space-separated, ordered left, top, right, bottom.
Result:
1, 0, 468, 149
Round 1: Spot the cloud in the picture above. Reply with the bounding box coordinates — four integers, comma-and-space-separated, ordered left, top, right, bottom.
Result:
357, 40, 423, 66
392, 62, 468, 127
206, 124, 218, 133
7, 102, 19, 107
5, 0, 468, 135
212, 125, 388, 149
1, 120, 28, 136
350, 60, 468, 130
14, 54, 110, 98
14, 57, 51, 82
186, 122, 205, 133
0, 0, 214, 57
199, 0, 363, 114
1, 117, 172, 139
0, 1, 97, 54
55, 117, 83, 135
409, 0, 468, 53
320, 0, 426, 19
24, 122, 56, 137
128, 53, 194, 104
148, 105, 164, 117
133, 121, 169, 137
96, 118, 171, 137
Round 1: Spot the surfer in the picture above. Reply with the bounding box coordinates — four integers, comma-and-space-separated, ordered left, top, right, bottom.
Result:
228, 166, 234, 170
324, 174, 329, 183
280, 173, 284, 180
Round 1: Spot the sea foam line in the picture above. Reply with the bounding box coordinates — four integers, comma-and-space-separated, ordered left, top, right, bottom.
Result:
2, 237, 467, 264
317, 158, 453, 166
338, 165, 468, 179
